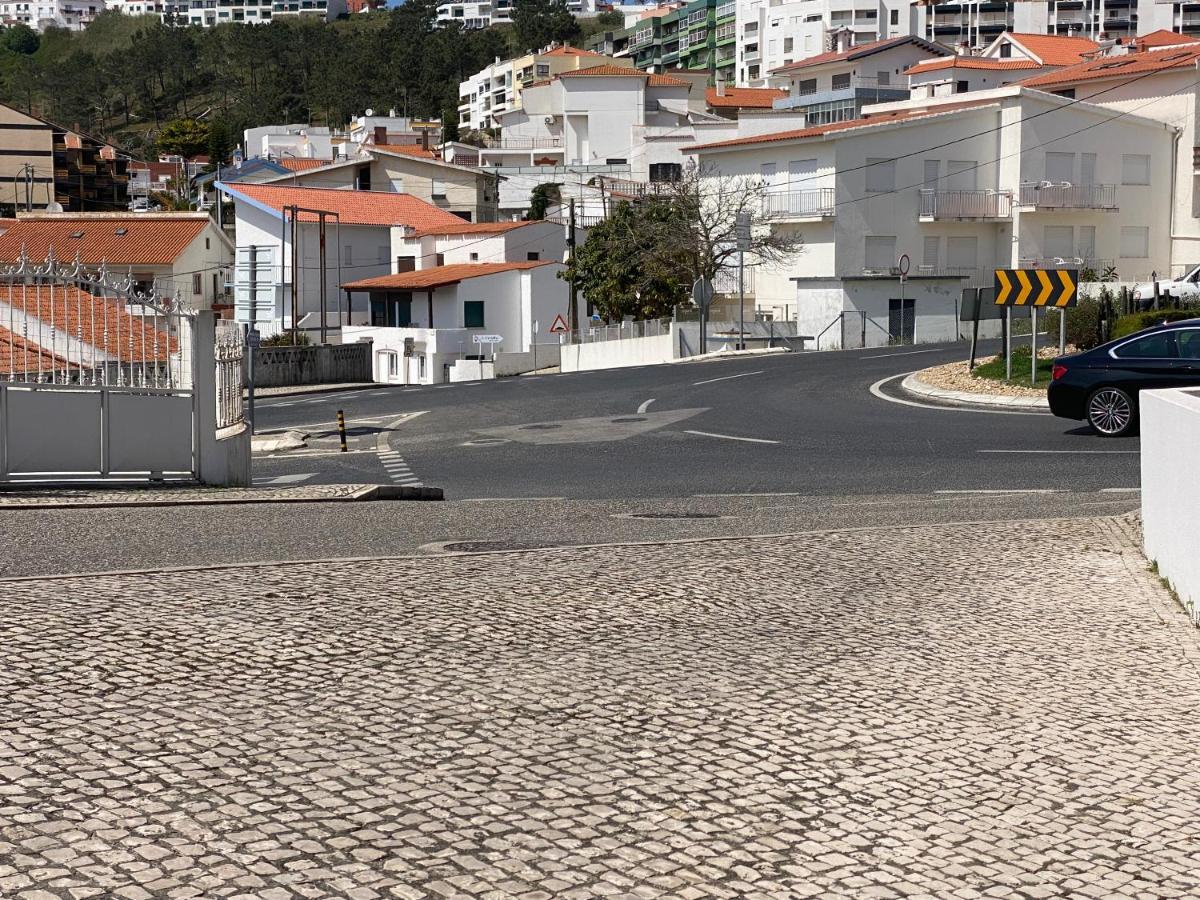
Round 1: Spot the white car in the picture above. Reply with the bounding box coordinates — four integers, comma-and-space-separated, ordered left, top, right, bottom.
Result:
1131, 263, 1200, 307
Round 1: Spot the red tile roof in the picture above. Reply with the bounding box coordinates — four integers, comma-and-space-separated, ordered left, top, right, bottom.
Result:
686, 109, 949, 152
542, 45, 607, 58
1020, 45, 1200, 89
0, 215, 210, 266
905, 57, 1041, 74
706, 87, 788, 109
224, 184, 465, 229
0, 325, 67, 372
409, 221, 538, 239
1134, 29, 1200, 50
772, 36, 949, 74
278, 158, 333, 172
0, 286, 177, 362
1003, 32, 1100, 65
342, 261, 554, 291
372, 143, 441, 160
559, 64, 689, 86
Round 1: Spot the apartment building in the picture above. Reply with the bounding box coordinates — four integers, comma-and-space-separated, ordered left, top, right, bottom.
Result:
106, 0, 346, 25
458, 46, 627, 133
619, 0, 728, 77
437, 0, 595, 29
687, 86, 1175, 345
906, 31, 1099, 97
910, 0, 1174, 49
0, 0, 104, 29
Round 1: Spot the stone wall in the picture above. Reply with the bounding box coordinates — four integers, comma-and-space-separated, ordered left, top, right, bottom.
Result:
249, 342, 372, 388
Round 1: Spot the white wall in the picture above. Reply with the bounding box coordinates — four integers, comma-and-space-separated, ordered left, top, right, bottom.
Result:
1141, 387, 1200, 626
560, 329, 678, 371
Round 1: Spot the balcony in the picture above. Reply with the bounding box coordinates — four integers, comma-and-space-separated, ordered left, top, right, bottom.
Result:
1019, 256, 1113, 273
716, 1, 734, 19
480, 136, 563, 150
1018, 182, 1118, 211
919, 189, 1012, 220
716, 22, 736, 42
763, 188, 835, 220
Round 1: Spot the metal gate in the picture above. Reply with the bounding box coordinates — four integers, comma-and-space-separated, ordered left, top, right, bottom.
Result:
0, 255, 201, 482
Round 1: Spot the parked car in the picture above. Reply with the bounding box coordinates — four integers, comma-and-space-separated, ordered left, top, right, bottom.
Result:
1048, 319, 1200, 436
1131, 263, 1200, 308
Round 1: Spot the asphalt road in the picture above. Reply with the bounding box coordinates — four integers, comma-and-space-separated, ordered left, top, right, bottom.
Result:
251, 339, 1141, 500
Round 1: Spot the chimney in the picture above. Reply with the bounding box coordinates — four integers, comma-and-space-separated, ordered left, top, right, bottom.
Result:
715, 75, 726, 97
421, 128, 429, 151
373, 125, 387, 145
834, 27, 852, 54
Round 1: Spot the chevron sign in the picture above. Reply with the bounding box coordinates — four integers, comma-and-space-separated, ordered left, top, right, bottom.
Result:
993, 268, 1078, 308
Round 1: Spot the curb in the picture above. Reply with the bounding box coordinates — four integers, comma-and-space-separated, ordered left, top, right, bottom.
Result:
902, 372, 1049, 409
0, 484, 444, 510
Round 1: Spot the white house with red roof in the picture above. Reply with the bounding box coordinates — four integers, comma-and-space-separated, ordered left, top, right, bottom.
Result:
392, 219, 565, 272
905, 31, 1100, 98
687, 86, 1175, 345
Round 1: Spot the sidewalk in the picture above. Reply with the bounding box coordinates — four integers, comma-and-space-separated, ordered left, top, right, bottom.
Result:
3, 515, 1198, 897
0, 482, 442, 508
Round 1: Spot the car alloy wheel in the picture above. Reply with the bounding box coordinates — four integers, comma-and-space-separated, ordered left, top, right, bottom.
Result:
1087, 387, 1134, 437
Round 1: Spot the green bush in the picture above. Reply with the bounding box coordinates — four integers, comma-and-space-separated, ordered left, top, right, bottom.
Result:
262, 332, 311, 347
1042, 294, 1104, 351
1111, 309, 1199, 340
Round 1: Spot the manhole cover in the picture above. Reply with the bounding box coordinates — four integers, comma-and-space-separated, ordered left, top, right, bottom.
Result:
610, 417, 647, 423
520, 423, 562, 431
626, 512, 721, 520
437, 540, 564, 553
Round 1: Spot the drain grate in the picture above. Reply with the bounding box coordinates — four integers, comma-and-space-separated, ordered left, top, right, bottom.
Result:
626, 512, 721, 520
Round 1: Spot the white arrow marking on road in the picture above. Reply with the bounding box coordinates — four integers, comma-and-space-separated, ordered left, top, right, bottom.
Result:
684, 430, 780, 445
252, 473, 316, 485
637, 398, 656, 414
859, 348, 943, 359
693, 370, 763, 387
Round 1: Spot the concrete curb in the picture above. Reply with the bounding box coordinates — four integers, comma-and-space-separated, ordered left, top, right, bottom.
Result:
902, 372, 1050, 409
0, 484, 444, 510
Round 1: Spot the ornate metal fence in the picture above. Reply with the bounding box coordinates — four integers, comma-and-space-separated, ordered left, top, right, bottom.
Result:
214, 319, 245, 431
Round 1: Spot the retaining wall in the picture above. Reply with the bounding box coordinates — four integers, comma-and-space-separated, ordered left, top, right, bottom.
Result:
250, 342, 372, 388
560, 331, 678, 372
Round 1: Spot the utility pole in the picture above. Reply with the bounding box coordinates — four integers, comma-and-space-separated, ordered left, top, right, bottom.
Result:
567, 197, 579, 342
215, 161, 222, 230
289, 205, 299, 345
318, 212, 328, 344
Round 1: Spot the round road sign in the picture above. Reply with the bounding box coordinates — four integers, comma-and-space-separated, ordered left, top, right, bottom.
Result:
898, 253, 911, 278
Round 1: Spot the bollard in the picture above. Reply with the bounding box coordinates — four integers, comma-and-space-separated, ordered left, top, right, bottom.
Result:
337, 409, 348, 453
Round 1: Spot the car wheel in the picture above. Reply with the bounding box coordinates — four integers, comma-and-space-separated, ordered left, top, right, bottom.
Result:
1087, 387, 1137, 437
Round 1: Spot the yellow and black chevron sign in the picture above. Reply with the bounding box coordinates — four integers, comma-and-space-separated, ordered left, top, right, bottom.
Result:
993, 268, 1078, 308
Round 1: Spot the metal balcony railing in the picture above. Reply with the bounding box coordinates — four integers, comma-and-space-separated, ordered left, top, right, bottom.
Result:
763, 188, 835, 218
919, 189, 1012, 219
716, 22, 736, 40
480, 136, 563, 150
1019, 256, 1113, 273
716, 1, 734, 18
1018, 182, 1118, 210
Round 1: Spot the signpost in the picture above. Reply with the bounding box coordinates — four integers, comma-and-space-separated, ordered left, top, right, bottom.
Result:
692, 276, 714, 354
735, 212, 752, 351
246, 328, 260, 434
993, 267, 1078, 385
549, 314, 569, 335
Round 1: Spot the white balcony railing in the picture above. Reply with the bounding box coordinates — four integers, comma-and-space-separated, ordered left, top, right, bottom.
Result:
763, 188, 835, 218
919, 189, 1012, 220
1018, 182, 1118, 210
716, 1, 734, 18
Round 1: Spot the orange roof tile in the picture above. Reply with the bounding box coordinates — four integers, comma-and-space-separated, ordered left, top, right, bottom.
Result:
0, 215, 210, 266
409, 221, 538, 238
371, 143, 441, 160
1135, 29, 1200, 50
1004, 32, 1099, 65
342, 261, 554, 291
559, 64, 689, 86
278, 158, 333, 172
542, 44, 607, 58
1021, 45, 1200, 89
686, 109, 953, 152
706, 87, 788, 109
223, 183, 465, 229
0, 325, 67, 372
772, 36, 949, 74
905, 56, 1041, 74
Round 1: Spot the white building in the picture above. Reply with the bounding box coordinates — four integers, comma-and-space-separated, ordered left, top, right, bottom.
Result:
905, 31, 1100, 98
688, 86, 1176, 346
106, 0, 345, 25
0, 0, 104, 29
911, 0, 1175, 49
437, 0, 595, 29
243, 125, 335, 162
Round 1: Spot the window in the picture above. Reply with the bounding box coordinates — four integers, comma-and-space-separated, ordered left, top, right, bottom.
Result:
1121, 153, 1150, 185
956, 80, 969, 94
1046, 151, 1074, 183
344, 245, 353, 266
378, 349, 399, 380
470, 252, 479, 261
1120, 226, 1149, 258
1080, 153, 1096, 185
205, 237, 210, 249
435, 253, 445, 266
831, 73, 851, 90
1113, 332, 1172, 358
1078, 225, 1096, 259
797, 77, 817, 94
1176, 329, 1200, 359
527, 252, 539, 261
536, 63, 550, 76
788, 158, 818, 186
864, 235, 896, 270
650, 162, 682, 183
783, 37, 793, 53
876, 70, 889, 86
431, 175, 445, 199
888, 297, 915, 343
946, 160, 976, 190
864, 158, 895, 193
464, 300, 485, 328
192, 273, 202, 295
1044, 225, 1074, 260
605, 158, 627, 165
760, 162, 777, 184
946, 236, 978, 269
999, 42, 1012, 58
396, 255, 416, 273
922, 235, 940, 269
890, 8, 898, 25
923, 159, 940, 185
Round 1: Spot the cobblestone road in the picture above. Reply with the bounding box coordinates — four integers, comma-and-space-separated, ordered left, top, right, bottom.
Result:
2, 516, 1199, 899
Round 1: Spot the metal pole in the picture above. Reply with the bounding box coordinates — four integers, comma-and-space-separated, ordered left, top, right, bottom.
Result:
215, 162, 222, 230
247, 246, 257, 435
1059, 307, 1066, 356
567, 198, 579, 343
699, 301, 707, 355
336, 217, 343, 330
318, 212, 328, 344
1005, 306, 1012, 380
1031, 306, 1038, 386
899, 274, 906, 346
289, 207, 299, 345
337, 409, 347, 452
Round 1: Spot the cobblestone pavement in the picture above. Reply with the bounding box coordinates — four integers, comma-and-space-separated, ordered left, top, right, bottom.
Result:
3, 516, 1199, 899
0, 484, 377, 509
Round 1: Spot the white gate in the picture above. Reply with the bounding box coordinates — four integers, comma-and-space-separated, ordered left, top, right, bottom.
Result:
0, 255, 240, 483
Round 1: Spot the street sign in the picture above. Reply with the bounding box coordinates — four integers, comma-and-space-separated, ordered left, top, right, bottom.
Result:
735, 212, 752, 252
403, 336, 415, 357
549, 314, 569, 334
993, 268, 1078, 307
897, 253, 910, 281
691, 276, 714, 310
472, 334, 503, 344
246, 328, 261, 348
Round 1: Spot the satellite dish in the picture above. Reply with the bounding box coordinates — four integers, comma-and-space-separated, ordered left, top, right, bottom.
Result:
45, 202, 63, 213
364, 108, 374, 117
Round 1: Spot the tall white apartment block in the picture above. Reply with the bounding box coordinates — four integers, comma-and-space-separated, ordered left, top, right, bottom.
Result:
106, 0, 345, 25
736, 0, 914, 87
0, 0, 105, 30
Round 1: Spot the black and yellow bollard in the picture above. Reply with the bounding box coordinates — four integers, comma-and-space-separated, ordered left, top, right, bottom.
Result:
337, 409, 348, 452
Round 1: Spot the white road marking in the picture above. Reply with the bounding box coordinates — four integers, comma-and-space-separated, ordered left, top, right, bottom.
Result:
978, 449, 1140, 455
693, 370, 764, 387
694, 492, 801, 497
934, 489, 1064, 495
252, 473, 316, 486
263, 411, 424, 433
459, 496, 567, 502
869, 373, 1049, 417
1100, 487, 1141, 493
434, 384, 456, 389
859, 348, 942, 359
637, 398, 656, 414
684, 430, 780, 445
376, 413, 428, 486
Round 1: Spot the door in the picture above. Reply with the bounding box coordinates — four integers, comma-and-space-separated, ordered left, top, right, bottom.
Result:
888, 298, 915, 345
1171, 328, 1200, 385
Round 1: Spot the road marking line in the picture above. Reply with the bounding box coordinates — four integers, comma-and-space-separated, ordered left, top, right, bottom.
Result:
869, 373, 1049, 417
694, 492, 801, 497
1100, 487, 1141, 493
859, 348, 942, 359
637, 398, 656, 414
693, 370, 763, 386
978, 449, 1140, 455
252, 473, 316, 486
684, 430, 780, 445
458, 496, 567, 502
934, 489, 1064, 495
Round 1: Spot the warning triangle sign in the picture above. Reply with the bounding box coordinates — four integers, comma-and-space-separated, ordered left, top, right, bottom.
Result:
549, 314, 570, 334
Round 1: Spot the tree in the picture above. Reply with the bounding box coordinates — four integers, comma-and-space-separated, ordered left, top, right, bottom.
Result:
526, 182, 561, 220
595, 10, 624, 28
206, 118, 234, 167
157, 118, 209, 158
511, 0, 580, 53
4, 24, 39, 55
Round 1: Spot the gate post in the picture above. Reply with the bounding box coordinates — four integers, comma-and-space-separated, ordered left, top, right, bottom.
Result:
193, 310, 251, 487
